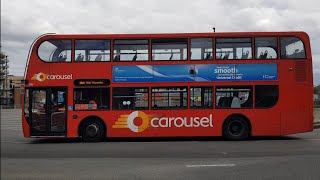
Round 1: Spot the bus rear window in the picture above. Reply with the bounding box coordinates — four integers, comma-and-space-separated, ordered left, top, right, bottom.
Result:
38, 40, 72, 62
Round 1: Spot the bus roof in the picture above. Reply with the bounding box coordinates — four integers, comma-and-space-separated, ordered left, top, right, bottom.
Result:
38, 31, 309, 39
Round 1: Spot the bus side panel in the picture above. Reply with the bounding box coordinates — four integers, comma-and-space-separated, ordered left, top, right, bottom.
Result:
66, 87, 77, 138
107, 110, 220, 137
251, 110, 281, 136
66, 110, 78, 138
21, 92, 30, 137
280, 84, 312, 135
68, 109, 282, 138
22, 112, 30, 137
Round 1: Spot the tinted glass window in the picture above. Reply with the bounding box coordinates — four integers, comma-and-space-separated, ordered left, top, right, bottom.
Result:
216, 86, 252, 108
255, 85, 279, 108
255, 37, 278, 59
38, 40, 72, 62
31, 90, 47, 131
113, 40, 149, 61
112, 87, 148, 110
152, 38, 187, 61
190, 87, 213, 108
280, 37, 306, 59
74, 88, 110, 110
152, 87, 187, 109
75, 40, 110, 62
24, 89, 29, 118
191, 38, 213, 60
216, 38, 252, 60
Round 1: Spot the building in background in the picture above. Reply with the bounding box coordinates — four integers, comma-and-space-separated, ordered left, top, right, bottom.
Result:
0, 53, 10, 107
1, 53, 24, 108
8, 75, 24, 108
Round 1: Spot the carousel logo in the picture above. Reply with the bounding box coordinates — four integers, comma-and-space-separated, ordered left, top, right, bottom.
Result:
112, 111, 153, 133
31, 72, 73, 82
112, 111, 213, 133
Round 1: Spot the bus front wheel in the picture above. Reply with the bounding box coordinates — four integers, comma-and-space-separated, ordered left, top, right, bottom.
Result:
223, 116, 250, 141
80, 118, 106, 142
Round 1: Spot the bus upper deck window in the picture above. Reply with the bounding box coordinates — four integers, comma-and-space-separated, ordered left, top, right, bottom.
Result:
152, 38, 188, 61
38, 40, 72, 62
280, 37, 306, 59
216, 38, 252, 60
113, 39, 149, 61
75, 40, 111, 62
191, 38, 213, 60
255, 37, 278, 60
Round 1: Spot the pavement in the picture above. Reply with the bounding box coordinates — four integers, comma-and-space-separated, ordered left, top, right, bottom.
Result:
1, 109, 320, 180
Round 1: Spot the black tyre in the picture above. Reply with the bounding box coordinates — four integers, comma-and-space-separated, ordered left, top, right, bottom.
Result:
223, 116, 249, 141
80, 119, 106, 142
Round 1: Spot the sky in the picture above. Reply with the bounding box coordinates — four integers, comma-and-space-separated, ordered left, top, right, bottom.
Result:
1, 0, 320, 85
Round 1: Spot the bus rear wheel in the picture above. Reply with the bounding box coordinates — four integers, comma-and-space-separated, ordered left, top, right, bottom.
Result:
80, 118, 105, 142
223, 116, 249, 141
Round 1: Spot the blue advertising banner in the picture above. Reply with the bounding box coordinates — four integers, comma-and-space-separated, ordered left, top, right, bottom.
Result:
112, 64, 277, 82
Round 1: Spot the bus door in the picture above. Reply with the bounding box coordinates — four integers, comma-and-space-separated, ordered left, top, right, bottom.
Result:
29, 87, 67, 136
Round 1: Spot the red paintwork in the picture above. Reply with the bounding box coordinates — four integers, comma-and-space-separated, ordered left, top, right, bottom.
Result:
22, 32, 314, 138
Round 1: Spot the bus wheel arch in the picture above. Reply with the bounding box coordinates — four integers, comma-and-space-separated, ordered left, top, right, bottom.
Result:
78, 116, 107, 142
222, 114, 251, 140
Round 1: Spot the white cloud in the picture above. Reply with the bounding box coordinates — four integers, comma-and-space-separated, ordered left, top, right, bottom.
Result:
1, 0, 320, 84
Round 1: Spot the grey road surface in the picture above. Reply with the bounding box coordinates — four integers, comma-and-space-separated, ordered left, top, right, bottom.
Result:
1, 109, 320, 180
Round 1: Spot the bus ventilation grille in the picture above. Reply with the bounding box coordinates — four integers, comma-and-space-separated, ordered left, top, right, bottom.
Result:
295, 61, 307, 82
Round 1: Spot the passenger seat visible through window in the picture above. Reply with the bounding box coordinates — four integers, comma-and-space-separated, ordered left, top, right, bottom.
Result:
95, 54, 102, 61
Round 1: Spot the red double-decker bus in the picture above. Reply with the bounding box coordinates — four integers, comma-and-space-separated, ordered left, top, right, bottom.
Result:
22, 32, 313, 141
